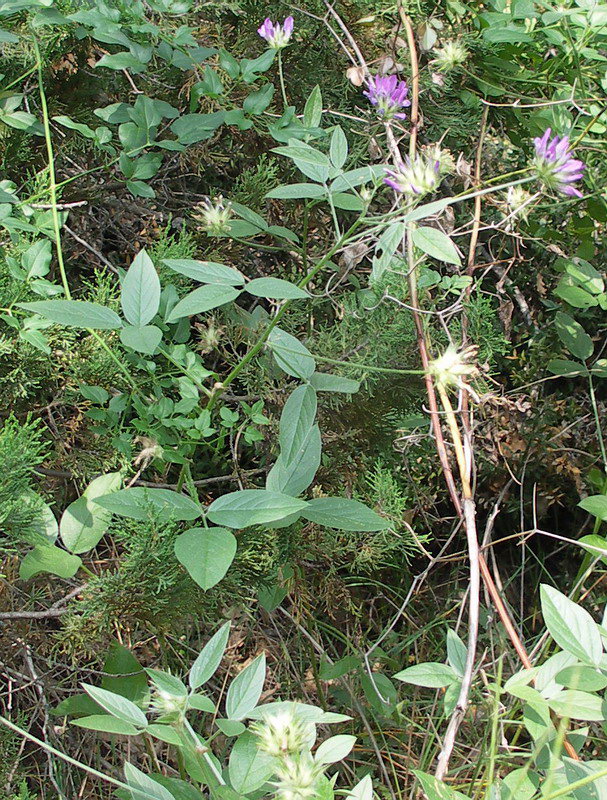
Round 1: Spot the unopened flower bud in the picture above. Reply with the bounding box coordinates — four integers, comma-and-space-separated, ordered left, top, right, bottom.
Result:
272, 755, 324, 800
433, 40, 468, 71
429, 345, 478, 389
252, 709, 312, 758
385, 154, 443, 198
194, 196, 233, 236
151, 687, 188, 722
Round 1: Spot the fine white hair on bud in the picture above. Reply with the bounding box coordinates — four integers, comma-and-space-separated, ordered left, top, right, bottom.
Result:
194, 195, 233, 236
251, 707, 313, 758
272, 755, 324, 800
433, 40, 469, 71
429, 344, 479, 390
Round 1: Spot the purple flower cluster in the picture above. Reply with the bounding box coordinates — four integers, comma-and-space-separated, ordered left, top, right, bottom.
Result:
363, 74, 411, 121
533, 128, 585, 198
384, 154, 441, 197
257, 16, 294, 49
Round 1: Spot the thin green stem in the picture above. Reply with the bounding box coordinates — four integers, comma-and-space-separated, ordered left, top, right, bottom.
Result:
34, 37, 70, 299
0, 715, 139, 797
588, 374, 607, 472
277, 50, 288, 110
33, 38, 140, 395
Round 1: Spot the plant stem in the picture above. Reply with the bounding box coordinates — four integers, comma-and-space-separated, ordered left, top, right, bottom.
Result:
0, 715, 140, 797
277, 49, 288, 109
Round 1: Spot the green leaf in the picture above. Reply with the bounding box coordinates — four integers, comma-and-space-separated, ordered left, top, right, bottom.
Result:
266, 184, 326, 200
554, 311, 594, 360
548, 689, 605, 721
82, 685, 148, 728
547, 358, 588, 377
402, 197, 454, 223
18, 300, 122, 330
540, 584, 602, 665
267, 424, 321, 497
124, 763, 174, 800
146, 724, 182, 745
22, 239, 52, 278
188, 694, 215, 712
19, 544, 82, 580
330, 193, 364, 211
555, 665, 607, 692
207, 490, 308, 529
225, 653, 266, 720
273, 141, 330, 183
565, 258, 604, 294
216, 719, 245, 736
394, 662, 458, 688
578, 535, 607, 564
190, 622, 231, 689
412, 227, 461, 266
243, 84, 274, 115
554, 283, 598, 309
170, 112, 225, 145
346, 776, 374, 800
314, 734, 356, 764
267, 327, 316, 379
145, 669, 187, 698
162, 259, 244, 286
71, 715, 140, 735
329, 126, 348, 169
579, 495, 607, 522
413, 771, 471, 800
96, 53, 148, 72
301, 497, 389, 531
330, 165, 386, 193
446, 629, 467, 678
303, 85, 323, 128
166, 285, 240, 323
150, 776, 205, 800
174, 527, 237, 590
60, 472, 122, 554
93, 488, 201, 522
120, 325, 162, 355
121, 249, 160, 326
500, 768, 539, 800
309, 373, 360, 394
245, 278, 309, 300
228, 731, 274, 793
562, 758, 607, 800
102, 642, 148, 705
266, 384, 320, 496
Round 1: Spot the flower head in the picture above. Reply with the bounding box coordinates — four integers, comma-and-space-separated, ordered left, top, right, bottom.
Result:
272, 755, 324, 800
258, 16, 294, 49
433, 40, 468, 71
384, 154, 442, 198
499, 185, 534, 224
252, 708, 313, 758
363, 74, 411, 121
194, 196, 232, 236
532, 128, 584, 198
150, 686, 188, 722
429, 345, 478, 390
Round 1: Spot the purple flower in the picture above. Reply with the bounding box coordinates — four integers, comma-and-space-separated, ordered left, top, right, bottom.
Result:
533, 128, 585, 198
384, 154, 442, 197
363, 74, 411, 121
257, 16, 294, 49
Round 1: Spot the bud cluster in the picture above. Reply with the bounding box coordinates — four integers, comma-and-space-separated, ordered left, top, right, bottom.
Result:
194, 196, 233, 236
